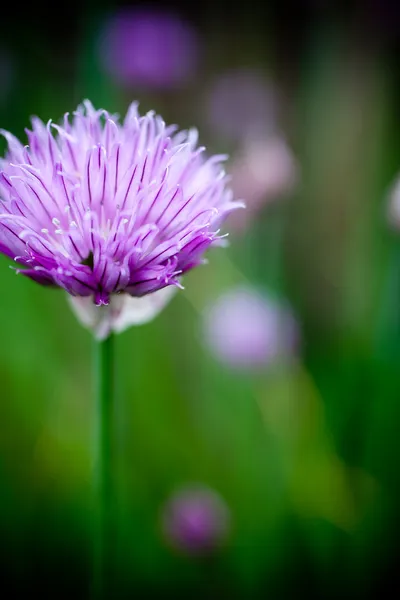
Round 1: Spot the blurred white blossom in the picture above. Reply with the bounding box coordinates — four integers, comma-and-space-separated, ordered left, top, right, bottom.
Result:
228, 136, 298, 231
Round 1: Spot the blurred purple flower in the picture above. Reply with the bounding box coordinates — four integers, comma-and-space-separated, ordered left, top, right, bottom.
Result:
161, 485, 230, 555
0, 100, 242, 338
203, 287, 299, 369
204, 69, 279, 143
98, 7, 199, 89
228, 136, 298, 232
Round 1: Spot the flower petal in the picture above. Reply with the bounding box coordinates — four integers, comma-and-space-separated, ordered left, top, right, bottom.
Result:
113, 285, 176, 332
68, 285, 176, 339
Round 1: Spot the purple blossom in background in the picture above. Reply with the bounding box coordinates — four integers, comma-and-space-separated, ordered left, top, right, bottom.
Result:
203, 287, 299, 370
203, 69, 298, 232
204, 69, 279, 143
0, 101, 241, 337
161, 485, 230, 555
98, 8, 199, 89
228, 136, 298, 232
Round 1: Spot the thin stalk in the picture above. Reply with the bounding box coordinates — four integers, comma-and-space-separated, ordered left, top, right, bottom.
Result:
93, 333, 114, 599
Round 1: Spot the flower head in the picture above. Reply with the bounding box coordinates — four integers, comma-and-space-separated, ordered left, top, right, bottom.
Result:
98, 8, 199, 89
203, 286, 299, 370
161, 484, 230, 555
0, 101, 241, 321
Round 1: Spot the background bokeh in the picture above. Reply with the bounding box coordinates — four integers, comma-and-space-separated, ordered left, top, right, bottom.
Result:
1, 0, 400, 597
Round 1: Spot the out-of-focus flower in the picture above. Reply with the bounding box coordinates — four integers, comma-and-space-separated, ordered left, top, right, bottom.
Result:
387, 174, 400, 228
98, 8, 199, 89
0, 100, 242, 338
203, 287, 299, 370
203, 69, 297, 231
204, 69, 278, 143
228, 136, 298, 231
161, 484, 230, 555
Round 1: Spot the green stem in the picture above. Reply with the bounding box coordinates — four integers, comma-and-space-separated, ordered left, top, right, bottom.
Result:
93, 333, 114, 599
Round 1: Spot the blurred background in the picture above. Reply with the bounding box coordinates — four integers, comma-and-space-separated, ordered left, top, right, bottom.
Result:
1, 0, 400, 597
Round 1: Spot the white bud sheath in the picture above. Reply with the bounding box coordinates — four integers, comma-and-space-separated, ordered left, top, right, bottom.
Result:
68, 286, 176, 339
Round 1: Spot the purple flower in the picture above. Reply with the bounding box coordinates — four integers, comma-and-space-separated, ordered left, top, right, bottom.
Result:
161, 485, 230, 555
203, 287, 299, 369
98, 8, 199, 89
0, 101, 241, 337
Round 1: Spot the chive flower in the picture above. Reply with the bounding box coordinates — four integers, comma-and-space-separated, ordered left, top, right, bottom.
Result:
161, 485, 230, 555
0, 101, 241, 336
